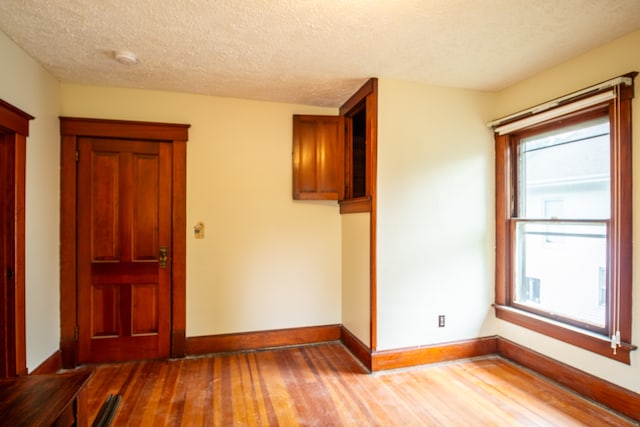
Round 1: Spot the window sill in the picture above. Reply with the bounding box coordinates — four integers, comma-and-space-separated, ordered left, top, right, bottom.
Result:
339, 197, 371, 214
493, 304, 636, 364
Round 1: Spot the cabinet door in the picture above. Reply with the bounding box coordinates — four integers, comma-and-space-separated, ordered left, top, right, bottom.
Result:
292, 115, 344, 200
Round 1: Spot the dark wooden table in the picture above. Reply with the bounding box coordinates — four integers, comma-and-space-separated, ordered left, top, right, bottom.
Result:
0, 370, 92, 427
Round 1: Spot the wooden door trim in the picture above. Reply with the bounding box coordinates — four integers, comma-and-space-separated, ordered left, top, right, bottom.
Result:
59, 117, 189, 368
0, 99, 33, 376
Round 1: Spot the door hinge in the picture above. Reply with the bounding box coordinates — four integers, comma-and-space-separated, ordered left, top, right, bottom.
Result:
75, 151, 79, 162
74, 325, 79, 341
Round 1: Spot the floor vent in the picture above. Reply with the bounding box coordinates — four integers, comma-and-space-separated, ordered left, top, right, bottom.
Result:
92, 394, 121, 427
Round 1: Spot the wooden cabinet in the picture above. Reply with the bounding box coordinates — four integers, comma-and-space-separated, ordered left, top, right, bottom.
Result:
292, 115, 344, 200
292, 78, 377, 214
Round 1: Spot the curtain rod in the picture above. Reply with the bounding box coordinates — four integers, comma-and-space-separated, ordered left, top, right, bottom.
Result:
487, 75, 633, 129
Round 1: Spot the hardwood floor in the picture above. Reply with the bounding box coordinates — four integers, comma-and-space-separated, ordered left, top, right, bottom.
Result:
80, 343, 636, 426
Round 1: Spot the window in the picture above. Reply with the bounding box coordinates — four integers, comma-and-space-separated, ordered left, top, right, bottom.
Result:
514, 117, 609, 332
491, 73, 637, 363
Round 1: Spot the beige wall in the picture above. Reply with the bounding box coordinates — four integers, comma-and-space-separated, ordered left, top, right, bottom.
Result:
493, 29, 640, 393
341, 213, 370, 346
60, 85, 342, 337
0, 31, 61, 371
376, 78, 496, 350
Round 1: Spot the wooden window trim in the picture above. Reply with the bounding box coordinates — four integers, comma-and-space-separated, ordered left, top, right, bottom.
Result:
494, 75, 636, 363
494, 305, 634, 363
59, 117, 189, 368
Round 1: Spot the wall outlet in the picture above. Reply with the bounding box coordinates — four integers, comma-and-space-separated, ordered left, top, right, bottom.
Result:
438, 315, 445, 327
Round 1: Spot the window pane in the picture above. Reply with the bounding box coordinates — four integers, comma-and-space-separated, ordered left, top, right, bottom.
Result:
514, 221, 607, 329
518, 117, 610, 219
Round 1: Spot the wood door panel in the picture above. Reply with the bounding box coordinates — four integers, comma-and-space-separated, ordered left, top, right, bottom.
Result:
315, 120, 342, 192
90, 151, 120, 260
90, 282, 162, 339
91, 284, 119, 337
131, 284, 158, 335
292, 115, 344, 200
297, 120, 318, 191
132, 154, 159, 261
77, 137, 170, 363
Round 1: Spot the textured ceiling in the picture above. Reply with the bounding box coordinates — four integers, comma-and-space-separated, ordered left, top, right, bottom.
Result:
1, 0, 640, 107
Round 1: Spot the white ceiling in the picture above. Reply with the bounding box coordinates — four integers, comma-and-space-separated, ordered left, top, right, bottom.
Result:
1, 0, 639, 107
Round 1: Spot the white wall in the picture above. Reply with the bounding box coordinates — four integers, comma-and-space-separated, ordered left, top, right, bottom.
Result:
376, 79, 496, 350
0, 31, 62, 371
60, 85, 342, 336
493, 29, 640, 393
341, 213, 370, 346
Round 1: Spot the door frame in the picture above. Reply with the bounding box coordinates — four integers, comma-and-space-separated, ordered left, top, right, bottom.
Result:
0, 99, 33, 376
60, 117, 189, 368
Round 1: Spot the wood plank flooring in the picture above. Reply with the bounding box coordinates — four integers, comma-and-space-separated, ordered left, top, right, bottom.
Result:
79, 343, 637, 426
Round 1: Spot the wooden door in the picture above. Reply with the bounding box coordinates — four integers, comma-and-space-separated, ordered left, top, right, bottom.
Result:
77, 137, 172, 363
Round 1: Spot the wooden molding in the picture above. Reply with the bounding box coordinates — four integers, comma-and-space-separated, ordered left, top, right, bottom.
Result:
339, 326, 372, 370
339, 79, 376, 116
30, 351, 62, 375
494, 133, 511, 306
59, 133, 78, 369
371, 336, 498, 372
338, 197, 371, 214
170, 139, 188, 358
52, 315, 636, 420
494, 305, 634, 364
367, 79, 378, 352
13, 133, 27, 377
184, 329, 638, 420
185, 325, 341, 355
342, 332, 639, 420
0, 99, 32, 378
497, 337, 640, 421
59, 117, 189, 141
0, 99, 34, 136
171, 330, 187, 360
